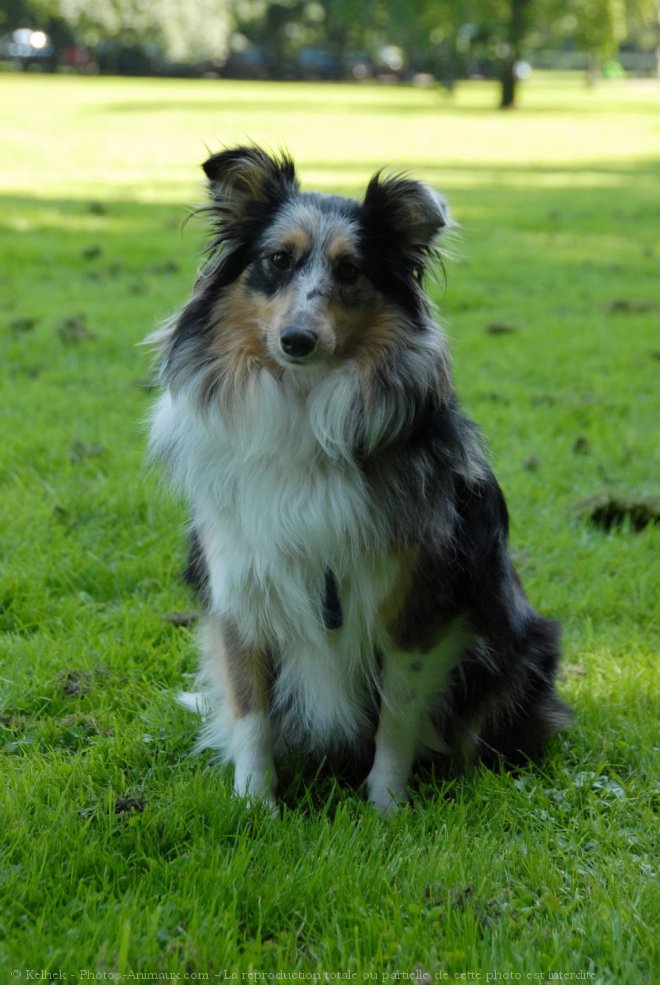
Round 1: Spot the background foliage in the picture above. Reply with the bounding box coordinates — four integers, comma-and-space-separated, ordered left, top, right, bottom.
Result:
2, 0, 659, 95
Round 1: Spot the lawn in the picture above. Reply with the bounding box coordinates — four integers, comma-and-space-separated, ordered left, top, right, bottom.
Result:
1, 72, 658, 982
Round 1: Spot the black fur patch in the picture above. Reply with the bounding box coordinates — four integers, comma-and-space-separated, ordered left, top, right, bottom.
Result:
321, 569, 343, 630
358, 173, 444, 317
183, 528, 209, 601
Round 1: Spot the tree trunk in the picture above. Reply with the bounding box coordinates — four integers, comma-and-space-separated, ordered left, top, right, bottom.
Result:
586, 53, 600, 87
501, 60, 516, 108
500, 0, 531, 109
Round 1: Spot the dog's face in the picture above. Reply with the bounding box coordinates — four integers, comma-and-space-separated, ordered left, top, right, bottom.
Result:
154, 147, 453, 407
197, 147, 450, 379
236, 197, 387, 371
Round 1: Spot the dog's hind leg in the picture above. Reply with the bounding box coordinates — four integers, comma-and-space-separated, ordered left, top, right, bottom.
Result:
199, 613, 278, 808
477, 615, 572, 765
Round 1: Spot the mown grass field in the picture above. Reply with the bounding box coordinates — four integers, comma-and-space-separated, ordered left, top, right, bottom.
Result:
1, 72, 658, 982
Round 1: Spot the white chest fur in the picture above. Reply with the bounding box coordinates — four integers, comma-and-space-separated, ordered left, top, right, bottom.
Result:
150, 369, 398, 749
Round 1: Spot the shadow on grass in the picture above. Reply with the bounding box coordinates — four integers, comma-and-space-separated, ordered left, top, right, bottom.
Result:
95, 86, 660, 119
1, 152, 659, 238
301, 158, 660, 179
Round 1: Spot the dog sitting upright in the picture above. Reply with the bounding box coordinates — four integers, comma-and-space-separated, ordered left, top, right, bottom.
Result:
148, 146, 570, 813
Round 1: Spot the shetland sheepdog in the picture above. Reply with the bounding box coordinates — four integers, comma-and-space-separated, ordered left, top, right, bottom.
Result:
148, 146, 571, 813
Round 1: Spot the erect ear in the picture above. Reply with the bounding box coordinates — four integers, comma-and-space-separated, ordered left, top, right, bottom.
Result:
202, 146, 298, 215
361, 172, 451, 249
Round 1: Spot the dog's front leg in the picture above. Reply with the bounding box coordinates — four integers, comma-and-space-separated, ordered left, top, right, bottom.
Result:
231, 709, 277, 808
367, 652, 424, 815
204, 613, 277, 807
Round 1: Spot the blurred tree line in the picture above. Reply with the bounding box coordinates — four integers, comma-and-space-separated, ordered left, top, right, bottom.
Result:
2, 0, 658, 104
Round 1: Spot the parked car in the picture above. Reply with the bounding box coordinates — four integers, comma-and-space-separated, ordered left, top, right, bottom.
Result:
0, 27, 54, 69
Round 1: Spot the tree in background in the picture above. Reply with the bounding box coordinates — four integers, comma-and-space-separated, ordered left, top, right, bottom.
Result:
569, 0, 659, 83
572, 0, 627, 83
15, 0, 231, 68
3, 0, 659, 90
230, 0, 320, 79
424, 0, 659, 103
496, 0, 532, 107
1, 0, 32, 31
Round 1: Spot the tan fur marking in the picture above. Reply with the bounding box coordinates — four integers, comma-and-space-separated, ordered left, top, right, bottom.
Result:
223, 616, 272, 717
207, 279, 280, 395
327, 232, 360, 263
206, 613, 271, 718
281, 226, 312, 257
334, 302, 408, 408
225, 157, 275, 201
333, 301, 398, 361
379, 549, 417, 642
352, 307, 403, 370
345, 303, 452, 410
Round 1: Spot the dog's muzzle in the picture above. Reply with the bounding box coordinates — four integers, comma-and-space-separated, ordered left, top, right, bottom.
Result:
279, 326, 318, 361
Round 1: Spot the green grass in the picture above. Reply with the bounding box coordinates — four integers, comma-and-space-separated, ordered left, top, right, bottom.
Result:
1, 72, 658, 982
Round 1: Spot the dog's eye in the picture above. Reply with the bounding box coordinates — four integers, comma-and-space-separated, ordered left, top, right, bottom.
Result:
270, 251, 291, 271
335, 259, 360, 285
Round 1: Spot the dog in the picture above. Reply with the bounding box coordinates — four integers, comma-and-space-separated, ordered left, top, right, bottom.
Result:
147, 146, 571, 813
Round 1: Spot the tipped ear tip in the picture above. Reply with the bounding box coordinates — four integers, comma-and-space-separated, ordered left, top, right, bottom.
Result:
200, 145, 297, 191
201, 147, 249, 181
363, 175, 452, 245
202, 148, 244, 182
201, 157, 216, 180
419, 184, 451, 230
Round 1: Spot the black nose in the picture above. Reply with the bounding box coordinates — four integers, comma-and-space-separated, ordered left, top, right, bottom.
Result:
280, 327, 317, 359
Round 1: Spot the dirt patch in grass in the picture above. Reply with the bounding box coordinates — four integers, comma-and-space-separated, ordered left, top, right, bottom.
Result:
114, 791, 147, 815
163, 610, 198, 627
486, 322, 518, 334
576, 494, 660, 532
56, 314, 95, 343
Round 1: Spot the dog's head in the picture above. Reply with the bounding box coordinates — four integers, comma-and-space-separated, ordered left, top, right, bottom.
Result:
156, 146, 451, 404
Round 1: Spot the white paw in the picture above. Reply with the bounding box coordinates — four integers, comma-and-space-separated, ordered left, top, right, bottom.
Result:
233, 765, 278, 813
366, 771, 410, 816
